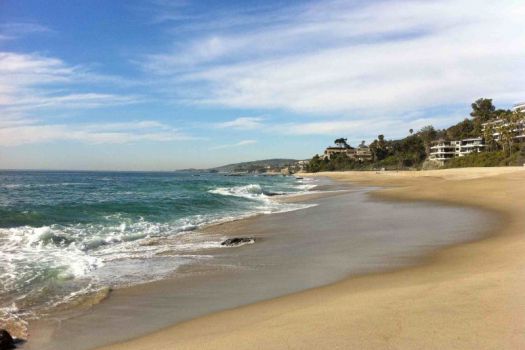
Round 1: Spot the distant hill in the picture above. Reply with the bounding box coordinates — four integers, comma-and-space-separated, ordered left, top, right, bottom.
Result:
211, 159, 298, 173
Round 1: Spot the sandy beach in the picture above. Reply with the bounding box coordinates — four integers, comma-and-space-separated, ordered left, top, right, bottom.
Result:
96, 167, 525, 350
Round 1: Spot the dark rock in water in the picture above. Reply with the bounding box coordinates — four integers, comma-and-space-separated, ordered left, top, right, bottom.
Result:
0, 330, 15, 349
221, 237, 255, 247
262, 191, 283, 197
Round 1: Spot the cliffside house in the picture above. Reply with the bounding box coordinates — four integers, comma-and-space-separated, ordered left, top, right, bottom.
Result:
324, 142, 372, 161
355, 143, 373, 161
324, 145, 355, 159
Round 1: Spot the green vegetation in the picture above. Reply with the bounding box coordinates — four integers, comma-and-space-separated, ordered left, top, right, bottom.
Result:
305, 133, 429, 172
445, 145, 525, 168
306, 98, 525, 172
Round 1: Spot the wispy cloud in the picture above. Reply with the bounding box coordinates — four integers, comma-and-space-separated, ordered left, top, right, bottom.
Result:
212, 113, 463, 143
270, 114, 462, 140
0, 118, 193, 146
0, 52, 140, 113
143, 0, 525, 118
0, 22, 53, 41
210, 139, 257, 150
215, 117, 264, 130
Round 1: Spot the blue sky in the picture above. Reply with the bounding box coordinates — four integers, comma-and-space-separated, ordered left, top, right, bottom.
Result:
1, 0, 524, 170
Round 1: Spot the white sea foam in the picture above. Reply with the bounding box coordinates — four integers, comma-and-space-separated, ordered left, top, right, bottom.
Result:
209, 183, 319, 221
209, 184, 266, 200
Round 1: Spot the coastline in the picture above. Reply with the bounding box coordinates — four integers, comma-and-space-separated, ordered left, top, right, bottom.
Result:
96, 167, 525, 350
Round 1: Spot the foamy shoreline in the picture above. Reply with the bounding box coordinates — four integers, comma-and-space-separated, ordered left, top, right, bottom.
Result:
97, 167, 525, 350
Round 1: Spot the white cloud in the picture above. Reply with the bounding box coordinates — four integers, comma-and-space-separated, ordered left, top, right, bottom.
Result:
0, 22, 52, 41
0, 118, 193, 146
215, 117, 264, 130
0, 52, 139, 113
145, 0, 525, 118
270, 114, 461, 140
210, 139, 257, 150
214, 113, 464, 144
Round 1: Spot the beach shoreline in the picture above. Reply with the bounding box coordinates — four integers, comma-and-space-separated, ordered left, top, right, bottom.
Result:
94, 167, 525, 350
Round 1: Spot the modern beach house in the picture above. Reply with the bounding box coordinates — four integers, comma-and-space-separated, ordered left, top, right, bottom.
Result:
429, 138, 484, 165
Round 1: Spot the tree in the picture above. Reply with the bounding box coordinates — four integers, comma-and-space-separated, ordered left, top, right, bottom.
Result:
417, 125, 437, 155
470, 98, 496, 122
370, 134, 388, 161
447, 118, 474, 140
334, 138, 349, 148
482, 122, 496, 152
496, 111, 516, 156
306, 155, 322, 172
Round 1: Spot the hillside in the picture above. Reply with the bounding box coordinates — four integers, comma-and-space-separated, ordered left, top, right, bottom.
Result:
211, 159, 298, 173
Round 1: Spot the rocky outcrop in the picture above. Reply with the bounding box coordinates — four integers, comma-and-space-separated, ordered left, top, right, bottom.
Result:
0, 330, 14, 350
221, 237, 255, 247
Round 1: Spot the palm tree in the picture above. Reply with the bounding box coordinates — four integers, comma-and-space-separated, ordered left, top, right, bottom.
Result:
483, 123, 496, 152
497, 112, 515, 156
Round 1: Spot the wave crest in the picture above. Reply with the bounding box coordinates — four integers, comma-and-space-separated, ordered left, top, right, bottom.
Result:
209, 184, 266, 200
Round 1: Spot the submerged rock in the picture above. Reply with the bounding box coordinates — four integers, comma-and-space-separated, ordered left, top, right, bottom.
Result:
221, 237, 255, 247
0, 330, 15, 349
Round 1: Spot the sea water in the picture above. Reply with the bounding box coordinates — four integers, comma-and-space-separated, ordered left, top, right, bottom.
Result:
0, 170, 316, 333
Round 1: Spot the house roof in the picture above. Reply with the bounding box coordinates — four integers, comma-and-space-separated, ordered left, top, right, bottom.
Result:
325, 146, 355, 150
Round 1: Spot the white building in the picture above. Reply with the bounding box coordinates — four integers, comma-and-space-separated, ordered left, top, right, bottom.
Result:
512, 102, 525, 112
459, 138, 485, 155
429, 138, 484, 165
429, 140, 458, 164
482, 115, 525, 142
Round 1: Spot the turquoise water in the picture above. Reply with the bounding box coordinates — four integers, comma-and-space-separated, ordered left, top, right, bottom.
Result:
0, 171, 315, 331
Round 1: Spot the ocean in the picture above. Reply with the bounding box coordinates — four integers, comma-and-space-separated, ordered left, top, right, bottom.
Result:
0, 170, 316, 333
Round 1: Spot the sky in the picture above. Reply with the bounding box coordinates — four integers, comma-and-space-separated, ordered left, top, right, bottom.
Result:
1, 0, 524, 170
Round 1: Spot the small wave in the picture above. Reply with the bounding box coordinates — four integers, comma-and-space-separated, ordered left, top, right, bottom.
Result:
293, 177, 318, 191
209, 184, 266, 200
208, 182, 318, 215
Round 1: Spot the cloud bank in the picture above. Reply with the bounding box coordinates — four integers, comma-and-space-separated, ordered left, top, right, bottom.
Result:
146, 0, 525, 117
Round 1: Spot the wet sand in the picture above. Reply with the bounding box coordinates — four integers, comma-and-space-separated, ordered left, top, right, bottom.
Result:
93, 167, 525, 350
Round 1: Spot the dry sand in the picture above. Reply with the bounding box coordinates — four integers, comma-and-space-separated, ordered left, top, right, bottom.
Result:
100, 167, 525, 350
